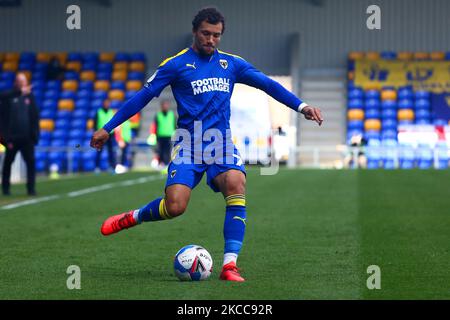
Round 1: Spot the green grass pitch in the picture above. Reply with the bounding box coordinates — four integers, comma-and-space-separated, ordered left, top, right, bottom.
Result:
0, 168, 449, 299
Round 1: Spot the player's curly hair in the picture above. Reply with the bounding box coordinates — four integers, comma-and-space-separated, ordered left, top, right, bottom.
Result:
192, 7, 225, 34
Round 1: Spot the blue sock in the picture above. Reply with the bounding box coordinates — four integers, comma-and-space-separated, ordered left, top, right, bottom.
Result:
223, 194, 246, 260
136, 197, 173, 222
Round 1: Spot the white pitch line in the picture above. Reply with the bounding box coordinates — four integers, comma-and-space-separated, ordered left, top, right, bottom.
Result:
1, 175, 164, 211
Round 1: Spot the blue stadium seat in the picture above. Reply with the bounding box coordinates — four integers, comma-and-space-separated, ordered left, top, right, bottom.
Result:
366, 146, 381, 169
381, 129, 397, 140
381, 51, 396, 60
415, 91, 430, 100
75, 98, 90, 110
34, 62, 48, 73
433, 119, 447, 126
110, 100, 123, 109
77, 89, 91, 100
37, 138, 51, 147
40, 131, 52, 141
97, 62, 113, 73
52, 129, 68, 141
56, 110, 72, 121
129, 52, 146, 62
0, 80, 12, 91
381, 100, 397, 109
31, 80, 45, 91
365, 99, 380, 109
128, 72, 145, 81
83, 52, 98, 63
72, 109, 89, 120
398, 99, 413, 109
415, 108, 431, 120
1, 71, 15, 82
71, 119, 86, 130
415, 98, 430, 110
365, 108, 380, 119
92, 90, 107, 100
42, 99, 58, 110
90, 98, 104, 110
82, 62, 97, 71
96, 72, 111, 80
55, 119, 70, 130
399, 146, 415, 169
68, 129, 85, 140
60, 91, 76, 100
364, 130, 380, 141
32, 71, 46, 81
68, 151, 82, 172
381, 117, 397, 130
436, 145, 449, 169
64, 71, 79, 80
44, 89, 60, 100
48, 152, 66, 171
417, 145, 433, 169
68, 52, 83, 62
415, 119, 431, 125
115, 52, 129, 62
398, 120, 414, 126
88, 109, 97, 119
19, 61, 33, 71
46, 80, 61, 90
348, 98, 364, 109
79, 81, 94, 91
110, 81, 125, 91
348, 87, 364, 100
125, 90, 138, 100
82, 151, 97, 171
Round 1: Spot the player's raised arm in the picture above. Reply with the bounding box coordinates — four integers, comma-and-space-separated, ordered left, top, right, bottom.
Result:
90, 60, 176, 150
236, 59, 323, 126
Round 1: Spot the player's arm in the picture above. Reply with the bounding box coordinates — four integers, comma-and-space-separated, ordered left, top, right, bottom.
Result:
90, 60, 176, 150
236, 59, 323, 125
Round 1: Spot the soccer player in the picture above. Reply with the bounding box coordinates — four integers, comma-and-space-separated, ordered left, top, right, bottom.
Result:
90, 7, 323, 282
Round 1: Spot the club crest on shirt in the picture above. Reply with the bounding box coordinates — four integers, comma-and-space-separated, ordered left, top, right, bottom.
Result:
219, 59, 228, 69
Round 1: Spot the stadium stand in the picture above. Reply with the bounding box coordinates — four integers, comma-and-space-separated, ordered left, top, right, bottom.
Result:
0, 51, 147, 173
346, 51, 450, 169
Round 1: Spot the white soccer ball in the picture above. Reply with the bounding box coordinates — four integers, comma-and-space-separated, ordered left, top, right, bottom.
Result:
173, 244, 213, 281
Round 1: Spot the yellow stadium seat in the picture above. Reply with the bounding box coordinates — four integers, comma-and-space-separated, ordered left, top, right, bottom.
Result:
3, 61, 18, 72
58, 99, 75, 111
112, 70, 127, 82
65, 61, 82, 72
413, 52, 429, 60
398, 109, 414, 121
54, 52, 67, 64
129, 61, 145, 72
397, 52, 413, 61
36, 52, 51, 62
4, 52, 20, 62
109, 89, 125, 101
62, 80, 78, 91
348, 71, 354, 81
126, 80, 142, 91
348, 52, 365, 61
80, 71, 96, 82
99, 52, 115, 62
94, 80, 110, 91
381, 89, 397, 101
430, 52, 445, 61
364, 119, 381, 131
365, 52, 380, 60
0, 53, 4, 62
40, 119, 55, 131
348, 109, 364, 121
86, 119, 94, 130
113, 62, 128, 71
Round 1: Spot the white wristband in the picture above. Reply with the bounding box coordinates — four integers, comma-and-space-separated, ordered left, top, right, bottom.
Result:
298, 102, 308, 112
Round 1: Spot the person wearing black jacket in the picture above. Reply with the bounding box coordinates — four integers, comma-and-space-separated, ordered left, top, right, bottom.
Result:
0, 73, 39, 196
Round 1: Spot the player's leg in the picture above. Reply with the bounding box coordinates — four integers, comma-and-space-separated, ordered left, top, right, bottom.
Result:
2, 144, 19, 195
212, 169, 247, 282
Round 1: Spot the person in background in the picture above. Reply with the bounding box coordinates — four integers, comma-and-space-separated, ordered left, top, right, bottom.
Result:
93, 99, 116, 172
46, 57, 65, 81
153, 99, 176, 167
114, 119, 132, 173
0, 73, 39, 196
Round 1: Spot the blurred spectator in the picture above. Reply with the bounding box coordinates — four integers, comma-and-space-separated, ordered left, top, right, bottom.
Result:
0, 73, 40, 196
114, 119, 132, 173
93, 100, 116, 172
149, 100, 176, 167
345, 134, 367, 169
46, 57, 65, 81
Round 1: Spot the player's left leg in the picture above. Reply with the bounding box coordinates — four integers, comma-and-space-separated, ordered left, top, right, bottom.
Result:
212, 169, 247, 282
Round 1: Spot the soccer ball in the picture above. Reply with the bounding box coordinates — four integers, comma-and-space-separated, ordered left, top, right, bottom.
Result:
173, 244, 213, 281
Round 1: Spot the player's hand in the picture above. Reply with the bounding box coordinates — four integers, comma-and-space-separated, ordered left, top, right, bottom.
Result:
90, 129, 109, 151
20, 84, 32, 96
301, 106, 323, 126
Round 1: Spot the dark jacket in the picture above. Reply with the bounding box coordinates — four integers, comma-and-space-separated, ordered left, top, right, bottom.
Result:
0, 89, 40, 145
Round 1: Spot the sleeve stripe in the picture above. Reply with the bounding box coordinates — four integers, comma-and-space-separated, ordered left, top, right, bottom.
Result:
218, 50, 244, 60
158, 48, 189, 67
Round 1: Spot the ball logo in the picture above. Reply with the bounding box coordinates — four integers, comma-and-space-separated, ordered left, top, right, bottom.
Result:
219, 59, 228, 69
